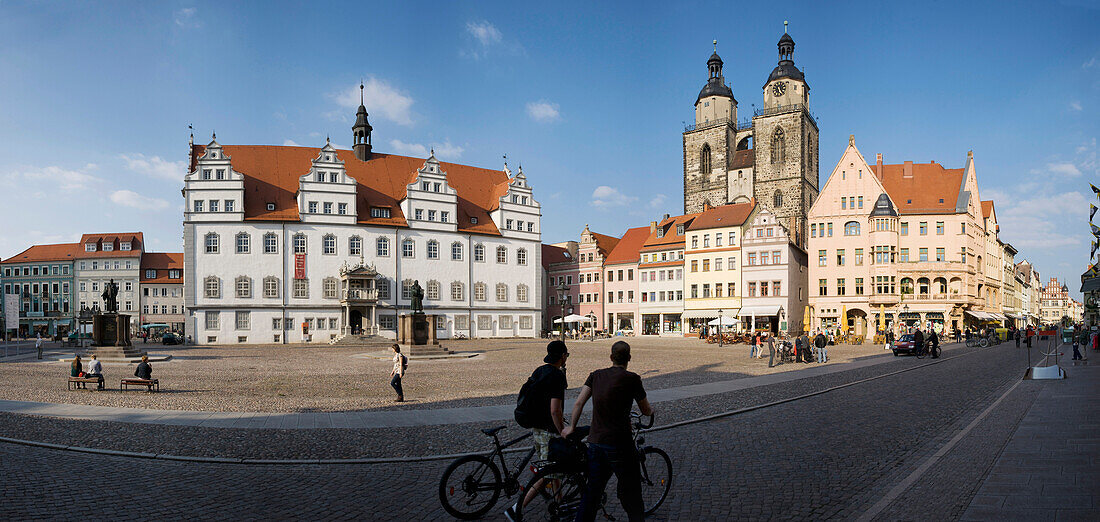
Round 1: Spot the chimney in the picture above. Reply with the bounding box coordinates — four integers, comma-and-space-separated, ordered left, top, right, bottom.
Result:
903, 160, 913, 178
663, 213, 670, 221
702, 201, 712, 211
650, 221, 658, 234
875, 153, 883, 181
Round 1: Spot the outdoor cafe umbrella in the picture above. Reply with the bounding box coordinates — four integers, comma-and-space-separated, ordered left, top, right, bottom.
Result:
554, 314, 593, 324
707, 316, 739, 326
878, 304, 885, 333
840, 305, 848, 334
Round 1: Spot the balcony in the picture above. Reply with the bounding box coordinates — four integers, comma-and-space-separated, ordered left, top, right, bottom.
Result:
341, 288, 378, 303
682, 117, 754, 133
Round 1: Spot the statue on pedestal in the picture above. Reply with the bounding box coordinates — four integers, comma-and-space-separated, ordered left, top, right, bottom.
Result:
101, 279, 119, 313
411, 280, 424, 314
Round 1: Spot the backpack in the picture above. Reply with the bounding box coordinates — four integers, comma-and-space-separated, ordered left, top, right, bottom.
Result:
514, 368, 548, 429
401, 354, 408, 372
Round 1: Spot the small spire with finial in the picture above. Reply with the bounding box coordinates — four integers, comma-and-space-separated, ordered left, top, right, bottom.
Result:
503, 153, 508, 168
430, 147, 435, 156
784, 20, 788, 33
359, 80, 365, 105
713, 39, 717, 51
326, 135, 330, 144
212, 130, 216, 140
188, 123, 193, 139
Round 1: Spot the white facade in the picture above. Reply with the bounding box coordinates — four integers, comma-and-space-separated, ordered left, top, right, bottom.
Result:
183, 140, 543, 345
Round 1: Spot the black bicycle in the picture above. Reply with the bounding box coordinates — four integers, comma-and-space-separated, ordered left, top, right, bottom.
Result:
915, 339, 941, 359
439, 426, 537, 519
518, 412, 673, 521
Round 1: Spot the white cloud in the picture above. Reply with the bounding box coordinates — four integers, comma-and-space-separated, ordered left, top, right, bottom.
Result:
591, 186, 637, 208
109, 190, 170, 211
174, 7, 198, 28
984, 186, 1089, 250
466, 20, 502, 47
649, 194, 668, 209
332, 78, 414, 126
388, 139, 465, 159
283, 139, 301, 146
19, 165, 102, 191
1047, 162, 1082, 177
526, 100, 561, 122
119, 153, 186, 181
1084, 57, 1098, 69
1070, 101, 1083, 111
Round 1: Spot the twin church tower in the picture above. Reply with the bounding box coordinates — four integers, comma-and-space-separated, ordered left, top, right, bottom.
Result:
683, 25, 819, 247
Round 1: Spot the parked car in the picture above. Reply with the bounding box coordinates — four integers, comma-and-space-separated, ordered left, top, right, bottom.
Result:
892, 333, 921, 356
162, 332, 181, 345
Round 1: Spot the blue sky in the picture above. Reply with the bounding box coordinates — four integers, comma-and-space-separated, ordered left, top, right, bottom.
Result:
0, 1, 1096, 295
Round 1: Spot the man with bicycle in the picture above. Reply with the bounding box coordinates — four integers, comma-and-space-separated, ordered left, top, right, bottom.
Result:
564, 341, 653, 522
505, 340, 569, 521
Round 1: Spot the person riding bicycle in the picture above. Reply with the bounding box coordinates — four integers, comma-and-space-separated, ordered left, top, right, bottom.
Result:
564, 341, 653, 522
505, 341, 569, 521
928, 328, 939, 358
913, 328, 925, 355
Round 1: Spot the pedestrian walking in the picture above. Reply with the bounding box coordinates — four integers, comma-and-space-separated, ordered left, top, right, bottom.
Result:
1015, 329, 1021, 348
814, 330, 827, 363
1072, 336, 1083, 360
766, 333, 776, 368
389, 344, 406, 402
35, 332, 43, 359
929, 329, 940, 359
756, 333, 766, 359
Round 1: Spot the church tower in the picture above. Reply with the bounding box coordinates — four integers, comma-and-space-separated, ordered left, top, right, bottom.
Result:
352, 83, 373, 161
682, 42, 738, 213
751, 23, 818, 247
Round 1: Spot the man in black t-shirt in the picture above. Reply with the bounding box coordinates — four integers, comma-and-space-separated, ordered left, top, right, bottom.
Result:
505, 341, 568, 521
564, 341, 653, 522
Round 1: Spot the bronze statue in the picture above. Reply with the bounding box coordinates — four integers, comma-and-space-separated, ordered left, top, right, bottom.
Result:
101, 279, 119, 313
410, 280, 424, 314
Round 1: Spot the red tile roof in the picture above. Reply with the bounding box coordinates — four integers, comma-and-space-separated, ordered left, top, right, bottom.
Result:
870, 162, 965, 215
981, 200, 994, 218
190, 144, 511, 236
687, 200, 756, 231
541, 244, 572, 269
77, 232, 144, 259
1, 243, 82, 265
604, 227, 651, 265
641, 213, 699, 250
140, 252, 184, 283
587, 231, 621, 259
729, 149, 754, 170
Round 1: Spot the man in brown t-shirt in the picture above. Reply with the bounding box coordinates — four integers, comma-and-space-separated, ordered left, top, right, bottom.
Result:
564, 341, 653, 521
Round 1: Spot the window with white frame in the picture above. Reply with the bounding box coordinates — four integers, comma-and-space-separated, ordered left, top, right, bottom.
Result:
377, 279, 390, 300
210, 200, 219, 212
323, 278, 338, 299
519, 316, 533, 329
426, 280, 440, 300
338, 203, 347, 215
496, 283, 508, 302
401, 279, 414, 300
474, 244, 485, 262
204, 276, 220, 298
263, 276, 279, 298
496, 246, 507, 264
322, 234, 336, 255
205, 311, 219, 330
455, 315, 469, 330
349, 236, 362, 256
474, 282, 487, 301
377, 237, 390, 256
293, 234, 307, 254
451, 242, 463, 261
224, 200, 234, 212
236, 232, 250, 254
264, 233, 278, 254
308, 201, 318, 213
205, 233, 219, 254
441, 211, 449, 223
272, 317, 282, 331
145, 269, 156, 279
379, 315, 396, 330
402, 239, 414, 258
427, 240, 439, 260
517, 284, 529, 302
499, 315, 513, 329
517, 248, 528, 265
235, 276, 251, 298
477, 315, 491, 330
293, 279, 308, 298
235, 311, 250, 330
451, 281, 464, 301
323, 202, 332, 214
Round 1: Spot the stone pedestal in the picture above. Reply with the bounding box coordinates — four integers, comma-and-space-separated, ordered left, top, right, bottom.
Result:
90, 313, 144, 359
398, 313, 450, 356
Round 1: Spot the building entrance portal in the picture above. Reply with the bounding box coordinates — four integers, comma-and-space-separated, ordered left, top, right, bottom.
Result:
350, 310, 363, 335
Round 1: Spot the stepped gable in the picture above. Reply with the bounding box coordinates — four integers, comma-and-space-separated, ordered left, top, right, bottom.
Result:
189, 144, 511, 236
869, 161, 965, 215
1, 242, 82, 264
604, 227, 651, 265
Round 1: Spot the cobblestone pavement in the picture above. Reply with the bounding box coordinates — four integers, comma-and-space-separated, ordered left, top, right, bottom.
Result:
0, 342, 1056, 520
0, 337, 895, 412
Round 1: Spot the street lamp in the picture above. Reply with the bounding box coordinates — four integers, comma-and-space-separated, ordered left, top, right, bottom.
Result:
717, 309, 723, 347
556, 282, 569, 340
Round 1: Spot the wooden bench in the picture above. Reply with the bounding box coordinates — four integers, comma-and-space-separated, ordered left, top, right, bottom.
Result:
120, 378, 159, 392
68, 376, 102, 390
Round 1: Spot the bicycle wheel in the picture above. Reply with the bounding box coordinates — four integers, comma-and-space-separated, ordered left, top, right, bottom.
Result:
518, 465, 586, 522
980, 338, 989, 348
639, 447, 673, 515
916, 345, 926, 359
439, 455, 502, 520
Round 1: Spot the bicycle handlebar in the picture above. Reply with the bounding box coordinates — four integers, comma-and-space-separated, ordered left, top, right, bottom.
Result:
632, 411, 654, 429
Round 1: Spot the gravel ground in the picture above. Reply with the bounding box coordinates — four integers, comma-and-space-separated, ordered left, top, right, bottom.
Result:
0, 337, 893, 413
0, 341, 996, 460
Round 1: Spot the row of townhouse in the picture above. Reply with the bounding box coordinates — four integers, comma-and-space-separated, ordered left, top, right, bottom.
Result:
1040, 276, 1082, 325
543, 200, 808, 337
804, 137, 1047, 336
0, 234, 183, 338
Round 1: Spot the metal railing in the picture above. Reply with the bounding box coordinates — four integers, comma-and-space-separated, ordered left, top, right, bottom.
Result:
683, 117, 754, 133
342, 288, 378, 301
752, 104, 818, 127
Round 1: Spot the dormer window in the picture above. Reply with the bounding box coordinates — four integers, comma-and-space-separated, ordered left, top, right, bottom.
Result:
433, 182, 441, 192
330, 173, 338, 183
103, 243, 113, 252
512, 195, 519, 203
202, 169, 211, 180
522, 196, 528, 205
266, 203, 276, 211
471, 217, 478, 225
421, 182, 430, 191
316, 172, 324, 183
216, 169, 225, 180
657, 228, 665, 238
677, 224, 685, 235
370, 207, 391, 219
145, 269, 156, 279
85, 243, 96, 252
120, 242, 131, 251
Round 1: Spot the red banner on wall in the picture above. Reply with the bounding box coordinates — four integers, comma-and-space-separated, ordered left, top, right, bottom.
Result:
294, 254, 306, 279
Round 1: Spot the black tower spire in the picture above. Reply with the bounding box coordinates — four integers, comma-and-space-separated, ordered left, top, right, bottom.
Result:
353, 82, 373, 161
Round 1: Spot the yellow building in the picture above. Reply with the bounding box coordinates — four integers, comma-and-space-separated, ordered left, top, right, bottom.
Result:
682, 200, 756, 334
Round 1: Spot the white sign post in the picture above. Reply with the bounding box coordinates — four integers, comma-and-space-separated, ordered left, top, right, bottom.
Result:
4, 294, 19, 343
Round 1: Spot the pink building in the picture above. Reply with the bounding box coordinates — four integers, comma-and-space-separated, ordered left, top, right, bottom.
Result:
575, 226, 620, 332
602, 227, 650, 334
542, 242, 577, 334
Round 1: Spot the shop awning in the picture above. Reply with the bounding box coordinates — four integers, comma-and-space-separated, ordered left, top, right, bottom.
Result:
965, 311, 992, 320
681, 309, 728, 319
737, 304, 784, 317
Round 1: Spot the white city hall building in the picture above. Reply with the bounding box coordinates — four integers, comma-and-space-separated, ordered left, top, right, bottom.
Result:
183, 91, 543, 344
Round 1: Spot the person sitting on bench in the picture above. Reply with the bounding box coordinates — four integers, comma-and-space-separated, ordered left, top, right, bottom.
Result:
134, 355, 152, 380
85, 354, 105, 390
70, 355, 83, 379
